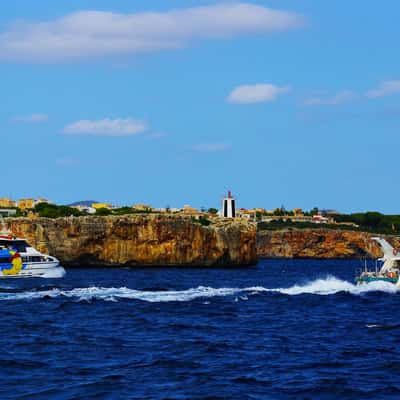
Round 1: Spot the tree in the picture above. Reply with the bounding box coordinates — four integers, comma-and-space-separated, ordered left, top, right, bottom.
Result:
95, 207, 112, 216
310, 207, 319, 216
34, 203, 82, 218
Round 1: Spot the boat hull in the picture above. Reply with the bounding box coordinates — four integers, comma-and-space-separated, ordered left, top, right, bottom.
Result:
0, 261, 66, 278
356, 276, 398, 285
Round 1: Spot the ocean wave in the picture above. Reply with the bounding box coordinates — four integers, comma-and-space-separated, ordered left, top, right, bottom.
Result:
0, 276, 397, 302
273, 276, 398, 296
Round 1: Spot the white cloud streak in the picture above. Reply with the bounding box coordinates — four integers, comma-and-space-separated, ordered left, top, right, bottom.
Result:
0, 4, 304, 63
12, 113, 49, 123
63, 118, 147, 136
227, 83, 290, 104
304, 90, 357, 106
366, 80, 400, 98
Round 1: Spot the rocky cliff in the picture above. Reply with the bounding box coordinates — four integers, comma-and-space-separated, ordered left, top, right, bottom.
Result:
5, 215, 257, 267
257, 229, 400, 259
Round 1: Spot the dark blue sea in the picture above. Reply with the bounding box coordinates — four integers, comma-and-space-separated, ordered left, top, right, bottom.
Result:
0, 259, 399, 400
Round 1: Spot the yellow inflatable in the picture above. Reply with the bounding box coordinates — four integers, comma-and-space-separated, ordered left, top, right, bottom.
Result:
2, 251, 23, 276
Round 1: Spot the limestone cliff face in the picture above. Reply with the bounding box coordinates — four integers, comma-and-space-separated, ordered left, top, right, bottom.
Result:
6, 216, 257, 267
257, 229, 400, 259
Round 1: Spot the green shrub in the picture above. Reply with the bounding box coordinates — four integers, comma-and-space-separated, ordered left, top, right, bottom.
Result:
191, 216, 211, 226
34, 203, 82, 218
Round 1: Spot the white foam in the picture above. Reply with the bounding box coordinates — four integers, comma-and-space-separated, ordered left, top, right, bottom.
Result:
271, 276, 398, 296
40, 267, 67, 279
0, 276, 397, 302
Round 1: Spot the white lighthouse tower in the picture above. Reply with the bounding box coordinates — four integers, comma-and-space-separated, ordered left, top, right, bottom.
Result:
221, 190, 236, 218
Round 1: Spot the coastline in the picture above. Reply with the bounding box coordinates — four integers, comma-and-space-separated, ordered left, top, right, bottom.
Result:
257, 228, 400, 259
3, 216, 400, 266
5, 215, 257, 268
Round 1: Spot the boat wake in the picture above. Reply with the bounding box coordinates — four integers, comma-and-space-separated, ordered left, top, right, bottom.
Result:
40, 267, 66, 279
0, 276, 397, 302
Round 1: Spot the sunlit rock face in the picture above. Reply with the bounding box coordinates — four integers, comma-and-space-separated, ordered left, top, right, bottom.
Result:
6, 216, 257, 267
257, 229, 400, 259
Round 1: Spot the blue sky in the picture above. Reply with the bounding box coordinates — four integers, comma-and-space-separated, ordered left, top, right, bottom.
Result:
1, 1, 400, 213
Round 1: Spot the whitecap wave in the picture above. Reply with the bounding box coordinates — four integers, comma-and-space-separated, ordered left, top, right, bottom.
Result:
271, 276, 398, 296
0, 276, 397, 302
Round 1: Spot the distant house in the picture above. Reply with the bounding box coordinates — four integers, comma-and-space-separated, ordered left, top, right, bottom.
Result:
72, 205, 96, 214
181, 205, 202, 215
0, 198, 16, 208
0, 209, 17, 217
132, 204, 153, 212
293, 208, 304, 216
181, 205, 198, 213
36, 197, 51, 205
178, 205, 207, 219
312, 214, 334, 224
236, 208, 255, 220
154, 207, 180, 213
18, 199, 36, 210
18, 197, 52, 210
92, 203, 113, 210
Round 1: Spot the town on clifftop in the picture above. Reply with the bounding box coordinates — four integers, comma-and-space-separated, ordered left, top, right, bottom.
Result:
0, 192, 400, 236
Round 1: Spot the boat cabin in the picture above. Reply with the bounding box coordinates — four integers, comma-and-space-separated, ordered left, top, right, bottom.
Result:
0, 238, 30, 253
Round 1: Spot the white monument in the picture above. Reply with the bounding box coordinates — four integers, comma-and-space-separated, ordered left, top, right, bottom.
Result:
221, 191, 236, 218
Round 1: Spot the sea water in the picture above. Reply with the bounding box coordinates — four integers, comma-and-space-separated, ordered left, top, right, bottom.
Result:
0, 259, 399, 399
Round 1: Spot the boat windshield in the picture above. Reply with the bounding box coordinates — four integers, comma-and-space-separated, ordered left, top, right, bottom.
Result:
0, 240, 30, 253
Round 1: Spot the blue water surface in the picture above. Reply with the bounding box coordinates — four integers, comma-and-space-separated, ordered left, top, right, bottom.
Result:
0, 259, 399, 400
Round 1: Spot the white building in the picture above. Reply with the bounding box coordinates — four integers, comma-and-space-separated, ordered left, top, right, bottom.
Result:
0, 209, 17, 217
220, 191, 236, 218
72, 205, 96, 214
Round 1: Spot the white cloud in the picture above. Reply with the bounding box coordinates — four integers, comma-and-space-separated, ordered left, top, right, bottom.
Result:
13, 113, 48, 123
366, 80, 400, 98
0, 4, 304, 63
189, 143, 231, 153
304, 90, 357, 106
227, 83, 290, 104
63, 118, 147, 136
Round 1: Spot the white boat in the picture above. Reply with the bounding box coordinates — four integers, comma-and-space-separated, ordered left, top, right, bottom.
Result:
356, 237, 400, 286
0, 235, 65, 278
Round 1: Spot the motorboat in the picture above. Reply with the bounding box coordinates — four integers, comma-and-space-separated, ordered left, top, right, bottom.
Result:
0, 218, 65, 278
355, 237, 400, 286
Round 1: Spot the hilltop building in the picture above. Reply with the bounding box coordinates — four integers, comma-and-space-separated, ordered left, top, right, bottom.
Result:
72, 205, 96, 214
0, 209, 17, 217
220, 191, 236, 218
154, 207, 180, 213
132, 204, 153, 212
92, 203, 113, 210
312, 213, 334, 224
18, 197, 52, 210
18, 199, 35, 210
0, 198, 16, 208
293, 208, 304, 216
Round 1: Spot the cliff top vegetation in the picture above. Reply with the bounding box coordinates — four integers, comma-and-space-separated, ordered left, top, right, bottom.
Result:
258, 212, 400, 236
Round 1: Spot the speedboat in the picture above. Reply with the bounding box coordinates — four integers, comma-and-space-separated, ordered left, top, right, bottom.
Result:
0, 234, 65, 278
355, 237, 400, 286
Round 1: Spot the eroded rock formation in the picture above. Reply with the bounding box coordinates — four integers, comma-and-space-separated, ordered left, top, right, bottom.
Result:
257, 229, 400, 259
5, 215, 257, 267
